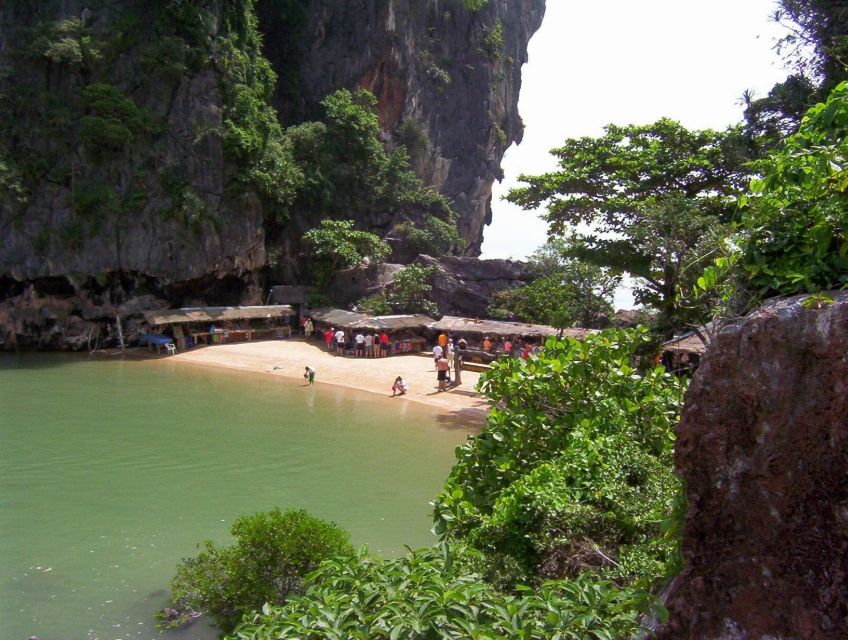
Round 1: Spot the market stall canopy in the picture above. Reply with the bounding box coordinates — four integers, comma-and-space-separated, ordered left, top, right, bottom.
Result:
429, 316, 593, 340
662, 331, 710, 356
143, 305, 294, 326
309, 308, 434, 331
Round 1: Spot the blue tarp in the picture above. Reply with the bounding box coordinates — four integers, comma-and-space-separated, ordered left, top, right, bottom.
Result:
139, 334, 172, 346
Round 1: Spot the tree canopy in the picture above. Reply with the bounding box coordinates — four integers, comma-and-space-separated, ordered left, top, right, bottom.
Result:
488, 237, 620, 329
740, 80, 848, 296
506, 119, 748, 334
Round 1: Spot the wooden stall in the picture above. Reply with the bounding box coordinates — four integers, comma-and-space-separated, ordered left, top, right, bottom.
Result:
142, 305, 294, 352
308, 308, 434, 356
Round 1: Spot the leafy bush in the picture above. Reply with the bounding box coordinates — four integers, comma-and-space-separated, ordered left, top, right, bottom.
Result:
387, 264, 439, 315
394, 215, 462, 256
356, 292, 391, 315
433, 328, 685, 589
167, 507, 352, 633
739, 80, 848, 296
303, 219, 391, 287
229, 545, 661, 640
79, 84, 158, 154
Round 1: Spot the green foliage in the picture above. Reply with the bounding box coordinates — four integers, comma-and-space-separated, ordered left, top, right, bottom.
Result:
460, 0, 489, 10
739, 80, 848, 296
394, 215, 462, 256
356, 292, 391, 316
303, 219, 390, 287
482, 20, 504, 60
167, 508, 352, 633
28, 17, 101, 69
387, 264, 439, 316
488, 237, 620, 328
79, 84, 158, 154
230, 545, 660, 640
507, 119, 747, 335
420, 50, 451, 88
215, 21, 303, 213
281, 89, 452, 229
433, 329, 685, 589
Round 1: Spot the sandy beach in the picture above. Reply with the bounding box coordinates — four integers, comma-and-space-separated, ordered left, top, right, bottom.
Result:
170, 338, 490, 424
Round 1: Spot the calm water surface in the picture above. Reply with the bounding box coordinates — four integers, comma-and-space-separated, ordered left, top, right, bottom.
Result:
0, 353, 471, 640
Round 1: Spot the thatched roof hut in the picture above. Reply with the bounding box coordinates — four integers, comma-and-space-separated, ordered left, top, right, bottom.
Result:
308, 308, 434, 333
143, 305, 294, 326
428, 316, 593, 341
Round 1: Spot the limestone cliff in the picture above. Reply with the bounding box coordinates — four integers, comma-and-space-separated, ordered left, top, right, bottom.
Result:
0, 0, 544, 349
270, 0, 546, 254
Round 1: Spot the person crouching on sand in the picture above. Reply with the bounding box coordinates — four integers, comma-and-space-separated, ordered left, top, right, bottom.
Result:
391, 376, 408, 396
304, 366, 315, 385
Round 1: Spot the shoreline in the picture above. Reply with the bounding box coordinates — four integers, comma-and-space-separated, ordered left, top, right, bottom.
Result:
164, 338, 490, 426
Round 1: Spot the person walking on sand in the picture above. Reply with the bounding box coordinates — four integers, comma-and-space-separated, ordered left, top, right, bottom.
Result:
391, 376, 408, 396
436, 355, 450, 391
304, 366, 315, 385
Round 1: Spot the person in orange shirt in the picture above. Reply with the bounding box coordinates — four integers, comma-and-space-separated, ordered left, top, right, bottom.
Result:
482, 336, 492, 351
438, 332, 448, 349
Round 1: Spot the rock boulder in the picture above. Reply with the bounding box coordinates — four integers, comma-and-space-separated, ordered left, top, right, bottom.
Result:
658, 292, 848, 638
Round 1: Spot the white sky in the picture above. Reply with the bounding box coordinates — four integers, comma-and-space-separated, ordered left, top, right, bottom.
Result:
479, 0, 793, 308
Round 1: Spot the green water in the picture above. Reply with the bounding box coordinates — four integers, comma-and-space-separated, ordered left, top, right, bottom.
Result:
0, 354, 470, 640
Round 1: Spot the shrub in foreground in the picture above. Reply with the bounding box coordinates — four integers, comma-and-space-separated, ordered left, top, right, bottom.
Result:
166, 507, 352, 632
229, 545, 663, 639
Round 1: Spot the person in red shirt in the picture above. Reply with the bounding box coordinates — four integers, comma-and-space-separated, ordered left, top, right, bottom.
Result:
379, 332, 390, 356
324, 327, 334, 351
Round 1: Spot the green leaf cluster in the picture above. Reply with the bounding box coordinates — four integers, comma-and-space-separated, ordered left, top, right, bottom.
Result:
739, 80, 848, 296
394, 214, 462, 256
229, 545, 659, 640
386, 264, 439, 316
168, 507, 352, 633
488, 237, 620, 329
303, 219, 391, 287
506, 119, 748, 335
432, 328, 685, 589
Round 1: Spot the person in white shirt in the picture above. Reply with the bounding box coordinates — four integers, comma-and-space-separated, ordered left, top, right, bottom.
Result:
364, 333, 374, 357
355, 332, 366, 357
432, 343, 443, 368
334, 329, 345, 355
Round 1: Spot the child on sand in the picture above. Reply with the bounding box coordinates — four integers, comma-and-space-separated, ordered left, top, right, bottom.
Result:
391, 376, 408, 396
304, 366, 315, 385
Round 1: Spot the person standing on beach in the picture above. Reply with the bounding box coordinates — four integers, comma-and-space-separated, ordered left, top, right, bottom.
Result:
436, 355, 450, 391
432, 343, 443, 368
334, 328, 345, 355
379, 331, 389, 356
304, 366, 315, 385
324, 327, 334, 350
304, 317, 313, 338
438, 332, 448, 350
364, 332, 373, 357
355, 332, 365, 357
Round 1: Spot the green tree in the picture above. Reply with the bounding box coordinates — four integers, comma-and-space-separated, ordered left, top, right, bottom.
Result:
302, 219, 390, 287
507, 119, 747, 334
165, 508, 352, 633
433, 328, 685, 589
387, 264, 439, 316
739, 80, 848, 296
488, 237, 620, 329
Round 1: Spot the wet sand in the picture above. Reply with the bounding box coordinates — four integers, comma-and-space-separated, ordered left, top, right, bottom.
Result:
170, 338, 490, 425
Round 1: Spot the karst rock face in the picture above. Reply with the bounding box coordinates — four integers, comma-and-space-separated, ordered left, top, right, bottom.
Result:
278, 0, 546, 255
0, 1, 544, 349
658, 292, 848, 639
